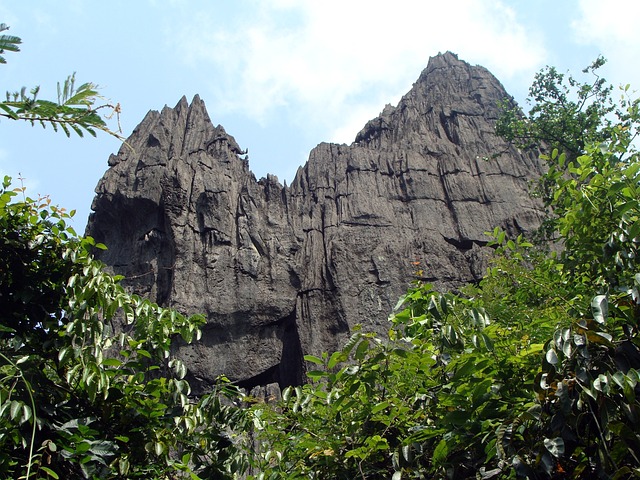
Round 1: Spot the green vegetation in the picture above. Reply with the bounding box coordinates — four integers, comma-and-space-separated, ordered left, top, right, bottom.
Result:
2, 22, 640, 479
0, 23, 123, 140
0, 25, 250, 479
496, 56, 616, 162
0, 180, 249, 478
244, 61, 640, 478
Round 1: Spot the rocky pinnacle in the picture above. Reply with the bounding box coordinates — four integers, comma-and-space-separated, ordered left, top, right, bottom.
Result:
87, 52, 544, 393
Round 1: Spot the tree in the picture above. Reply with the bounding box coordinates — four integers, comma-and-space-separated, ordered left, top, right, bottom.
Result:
0, 25, 250, 478
495, 56, 616, 162
0, 180, 254, 479
246, 238, 561, 479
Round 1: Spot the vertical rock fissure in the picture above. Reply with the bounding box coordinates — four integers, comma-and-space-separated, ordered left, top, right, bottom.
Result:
436, 158, 463, 244
278, 306, 305, 388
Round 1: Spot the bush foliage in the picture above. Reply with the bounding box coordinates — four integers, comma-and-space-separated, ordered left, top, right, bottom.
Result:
0, 179, 253, 478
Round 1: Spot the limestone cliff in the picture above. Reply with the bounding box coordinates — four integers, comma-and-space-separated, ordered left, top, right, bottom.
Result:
87, 52, 544, 393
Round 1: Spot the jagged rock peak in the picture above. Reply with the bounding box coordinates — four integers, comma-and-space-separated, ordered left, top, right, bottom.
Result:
355, 51, 509, 148
87, 53, 545, 394
108, 95, 245, 168
419, 50, 469, 76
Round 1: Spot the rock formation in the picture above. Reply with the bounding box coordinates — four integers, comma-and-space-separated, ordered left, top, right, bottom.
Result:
87, 52, 545, 393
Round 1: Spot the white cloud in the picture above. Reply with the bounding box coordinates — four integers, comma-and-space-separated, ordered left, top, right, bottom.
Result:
573, 0, 640, 44
172, 0, 546, 143
572, 0, 640, 89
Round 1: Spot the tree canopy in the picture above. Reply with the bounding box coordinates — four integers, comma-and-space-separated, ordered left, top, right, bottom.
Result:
495, 56, 618, 161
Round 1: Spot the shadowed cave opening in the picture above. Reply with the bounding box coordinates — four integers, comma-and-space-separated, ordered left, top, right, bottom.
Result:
235, 307, 305, 391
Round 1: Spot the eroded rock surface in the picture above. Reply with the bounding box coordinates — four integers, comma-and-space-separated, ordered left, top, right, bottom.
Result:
87, 52, 544, 393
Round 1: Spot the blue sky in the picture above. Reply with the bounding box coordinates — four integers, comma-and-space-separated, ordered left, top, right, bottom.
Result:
1, 0, 638, 231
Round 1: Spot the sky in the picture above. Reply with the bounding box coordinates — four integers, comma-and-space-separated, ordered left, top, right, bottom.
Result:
0, 0, 639, 232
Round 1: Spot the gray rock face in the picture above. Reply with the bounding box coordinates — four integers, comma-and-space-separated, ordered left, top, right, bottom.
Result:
87, 52, 544, 393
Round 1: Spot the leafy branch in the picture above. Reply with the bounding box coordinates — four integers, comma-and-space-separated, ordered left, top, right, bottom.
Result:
0, 23, 125, 142
1, 73, 125, 141
0, 23, 20, 64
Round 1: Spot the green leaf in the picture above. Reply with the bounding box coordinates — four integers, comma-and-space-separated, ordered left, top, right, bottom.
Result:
355, 339, 369, 360
428, 296, 442, 320
304, 354, 324, 365
327, 350, 344, 369
118, 457, 130, 476
39, 467, 59, 479
393, 295, 407, 311
154, 441, 165, 456
545, 348, 559, 365
306, 370, 326, 380
593, 374, 609, 393
543, 437, 565, 457
371, 400, 390, 414
136, 349, 151, 359
9, 400, 22, 420
586, 330, 613, 346
432, 438, 449, 465
75, 441, 91, 454
591, 295, 608, 323
452, 357, 477, 381
102, 358, 122, 367
282, 386, 292, 402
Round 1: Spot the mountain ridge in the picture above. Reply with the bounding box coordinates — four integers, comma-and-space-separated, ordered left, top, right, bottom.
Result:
87, 52, 545, 393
